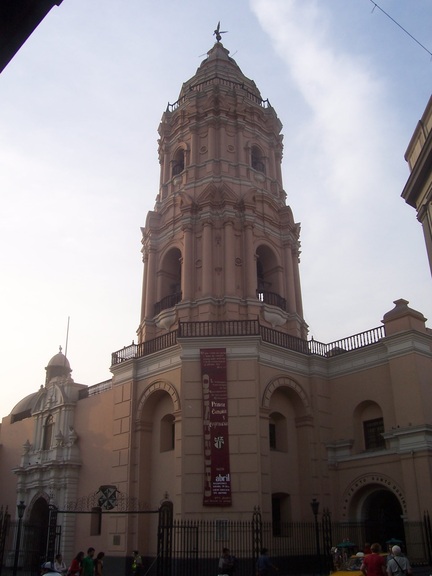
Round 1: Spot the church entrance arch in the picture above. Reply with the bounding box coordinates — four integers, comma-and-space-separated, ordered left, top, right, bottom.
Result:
362, 489, 405, 546
345, 479, 405, 546
27, 496, 50, 566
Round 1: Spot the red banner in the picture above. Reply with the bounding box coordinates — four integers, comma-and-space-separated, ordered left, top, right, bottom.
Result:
201, 348, 231, 506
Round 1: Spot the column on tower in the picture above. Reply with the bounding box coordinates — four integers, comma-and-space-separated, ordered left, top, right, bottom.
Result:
182, 224, 193, 301
224, 220, 236, 295
208, 122, 216, 165
161, 144, 171, 190
244, 222, 257, 299
283, 242, 297, 315
293, 250, 304, 318
140, 250, 149, 322
202, 220, 213, 297
144, 246, 157, 319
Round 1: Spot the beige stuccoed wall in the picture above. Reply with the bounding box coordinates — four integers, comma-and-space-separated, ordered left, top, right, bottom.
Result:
71, 388, 116, 557
0, 415, 33, 508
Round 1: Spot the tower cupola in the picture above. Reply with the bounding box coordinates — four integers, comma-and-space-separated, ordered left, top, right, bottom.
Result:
138, 38, 306, 342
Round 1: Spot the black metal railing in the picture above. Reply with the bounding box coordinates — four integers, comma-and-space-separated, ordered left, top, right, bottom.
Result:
308, 326, 385, 357
179, 319, 260, 338
154, 292, 182, 316
257, 290, 287, 311
111, 322, 386, 366
167, 77, 271, 112
260, 324, 309, 354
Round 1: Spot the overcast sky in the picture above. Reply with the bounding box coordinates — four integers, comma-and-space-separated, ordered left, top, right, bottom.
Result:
1, 0, 431, 417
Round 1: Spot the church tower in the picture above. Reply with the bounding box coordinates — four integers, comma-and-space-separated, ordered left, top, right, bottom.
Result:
111, 37, 316, 537
137, 39, 306, 343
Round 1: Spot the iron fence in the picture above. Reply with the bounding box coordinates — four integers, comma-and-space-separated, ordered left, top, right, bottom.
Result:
155, 518, 432, 576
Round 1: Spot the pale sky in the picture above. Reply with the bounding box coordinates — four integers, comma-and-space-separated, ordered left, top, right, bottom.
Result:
1, 0, 431, 417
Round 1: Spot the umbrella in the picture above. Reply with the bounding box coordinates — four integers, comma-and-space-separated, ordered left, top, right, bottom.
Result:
336, 541, 357, 548
386, 538, 403, 545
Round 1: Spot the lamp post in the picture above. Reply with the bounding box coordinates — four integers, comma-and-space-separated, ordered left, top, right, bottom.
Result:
12, 501, 26, 576
311, 498, 321, 575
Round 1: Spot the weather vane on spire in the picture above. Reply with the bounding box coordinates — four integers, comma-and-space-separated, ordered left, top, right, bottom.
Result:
213, 21, 227, 42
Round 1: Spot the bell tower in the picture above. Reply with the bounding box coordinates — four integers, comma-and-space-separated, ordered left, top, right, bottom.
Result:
137, 40, 306, 343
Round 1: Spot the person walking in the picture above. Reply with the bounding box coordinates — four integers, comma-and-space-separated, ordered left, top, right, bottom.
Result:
82, 548, 95, 576
256, 548, 278, 576
94, 553, 104, 576
361, 543, 387, 576
387, 546, 412, 576
68, 552, 84, 576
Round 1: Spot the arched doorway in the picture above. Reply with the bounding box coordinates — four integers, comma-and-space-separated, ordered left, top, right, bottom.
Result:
362, 489, 405, 547
28, 497, 50, 566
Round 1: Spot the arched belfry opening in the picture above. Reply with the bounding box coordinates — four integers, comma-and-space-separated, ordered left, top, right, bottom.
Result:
154, 247, 182, 316
256, 245, 285, 310
172, 148, 185, 177
251, 145, 265, 173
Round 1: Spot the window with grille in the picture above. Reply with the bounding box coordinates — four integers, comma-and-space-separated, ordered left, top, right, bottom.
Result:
363, 417, 385, 450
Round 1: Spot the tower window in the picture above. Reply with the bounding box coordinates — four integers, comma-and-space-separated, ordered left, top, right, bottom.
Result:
172, 149, 185, 176
42, 414, 54, 450
160, 414, 175, 452
269, 422, 276, 450
269, 412, 287, 452
251, 146, 265, 173
363, 417, 385, 450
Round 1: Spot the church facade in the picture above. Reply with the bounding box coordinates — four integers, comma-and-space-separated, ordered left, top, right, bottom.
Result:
1, 39, 431, 571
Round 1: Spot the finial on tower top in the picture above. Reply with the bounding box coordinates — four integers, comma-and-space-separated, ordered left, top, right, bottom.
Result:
213, 21, 227, 43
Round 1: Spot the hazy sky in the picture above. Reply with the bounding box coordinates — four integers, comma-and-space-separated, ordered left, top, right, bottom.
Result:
1, 0, 431, 417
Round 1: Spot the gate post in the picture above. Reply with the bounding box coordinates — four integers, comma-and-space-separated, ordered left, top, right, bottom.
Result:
0, 507, 11, 576
423, 510, 432, 565
157, 500, 173, 576
252, 506, 262, 569
46, 505, 59, 561
321, 508, 333, 574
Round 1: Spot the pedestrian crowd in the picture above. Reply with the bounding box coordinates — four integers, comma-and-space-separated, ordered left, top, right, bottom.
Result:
41, 548, 105, 576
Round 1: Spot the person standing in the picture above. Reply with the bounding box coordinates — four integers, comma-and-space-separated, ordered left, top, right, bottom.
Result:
218, 547, 237, 576
387, 546, 412, 576
132, 551, 142, 576
94, 553, 104, 576
41, 561, 62, 576
54, 554, 67, 576
361, 543, 387, 576
256, 548, 278, 576
82, 548, 95, 576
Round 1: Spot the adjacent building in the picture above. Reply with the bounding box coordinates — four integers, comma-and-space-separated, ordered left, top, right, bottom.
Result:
402, 94, 432, 276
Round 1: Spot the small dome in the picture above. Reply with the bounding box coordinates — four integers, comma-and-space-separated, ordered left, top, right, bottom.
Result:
45, 348, 72, 383
46, 350, 71, 371
10, 391, 38, 420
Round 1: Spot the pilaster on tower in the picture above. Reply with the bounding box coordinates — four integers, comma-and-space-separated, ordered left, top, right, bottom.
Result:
137, 41, 307, 343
